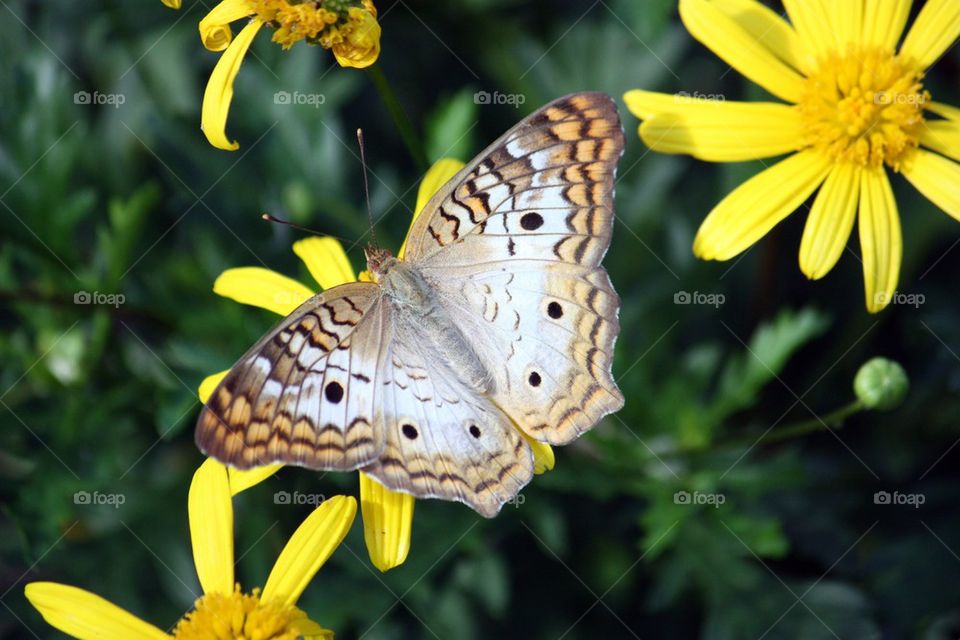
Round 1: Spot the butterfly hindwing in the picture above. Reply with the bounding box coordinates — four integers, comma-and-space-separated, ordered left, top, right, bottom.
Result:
408, 92, 625, 445
361, 324, 534, 517
195, 282, 390, 471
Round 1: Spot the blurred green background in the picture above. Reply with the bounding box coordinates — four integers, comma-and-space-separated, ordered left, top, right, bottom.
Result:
2, 1, 960, 638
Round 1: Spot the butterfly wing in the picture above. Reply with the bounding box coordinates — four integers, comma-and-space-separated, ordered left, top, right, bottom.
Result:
361, 319, 534, 517
195, 282, 391, 471
405, 92, 625, 445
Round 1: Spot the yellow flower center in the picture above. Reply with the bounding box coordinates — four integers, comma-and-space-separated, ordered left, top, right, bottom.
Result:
172, 585, 313, 640
798, 48, 928, 170
250, 0, 376, 50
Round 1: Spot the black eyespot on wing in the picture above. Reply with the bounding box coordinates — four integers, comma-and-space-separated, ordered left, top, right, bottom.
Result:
547, 301, 563, 319
528, 371, 542, 387
469, 424, 481, 438
520, 212, 544, 230
325, 381, 344, 404
402, 424, 419, 440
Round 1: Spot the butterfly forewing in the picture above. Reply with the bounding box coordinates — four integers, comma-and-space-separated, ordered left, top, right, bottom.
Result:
404, 92, 622, 263
410, 92, 625, 445
195, 282, 390, 471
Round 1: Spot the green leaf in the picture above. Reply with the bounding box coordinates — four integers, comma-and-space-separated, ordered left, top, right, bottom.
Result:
452, 554, 510, 616
711, 308, 830, 422
424, 90, 478, 164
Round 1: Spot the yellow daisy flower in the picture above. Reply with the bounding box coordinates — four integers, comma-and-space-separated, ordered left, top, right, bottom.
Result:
199, 0, 381, 150
199, 158, 555, 571
625, 0, 960, 312
25, 458, 355, 640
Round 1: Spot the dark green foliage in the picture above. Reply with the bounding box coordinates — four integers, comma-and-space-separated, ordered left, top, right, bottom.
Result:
1, 1, 959, 638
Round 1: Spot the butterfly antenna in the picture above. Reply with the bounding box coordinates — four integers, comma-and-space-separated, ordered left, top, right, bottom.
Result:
261, 213, 324, 235
357, 128, 377, 249
261, 214, 355, 246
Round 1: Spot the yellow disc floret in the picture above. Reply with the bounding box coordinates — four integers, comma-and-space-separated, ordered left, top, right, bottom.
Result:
249, 0, 378, 57
172, 585, 316, 640
799, 48, 928, 171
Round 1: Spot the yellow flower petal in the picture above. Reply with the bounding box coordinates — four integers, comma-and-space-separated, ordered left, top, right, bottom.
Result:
213, 266, 315, 316
626, 91, 802, 161
927, 101, 960, 122
332, 10, 382, 69
679, 0, 806, 104
201, 19, 262, 151
899, 0, 960, 70
199, 0, 254, 51
901, 149, 960, 222
162, 0, 181, 9
520, 433, 555, 474
261, 495, 357, 606
332, 46, 381, 69
293, 237, 357, 290
623, 89, 686, 121
228, 465, 283, 495
921, 120, 960, 163
297, 619, 335, 639
858, 167, 901, 313
825, 0, 864, 48
360, 473, 414, 572
198, 370, 228, 404
24, 582, 170, 640
694, 151, 832, 260
783, 0, 836, 63
710, 0, 808, 72
398, 158, 465, 259
799, 163, 860, 279
189, 459, 234, 595
861, 0, 911, 51
414, 158, 466, 217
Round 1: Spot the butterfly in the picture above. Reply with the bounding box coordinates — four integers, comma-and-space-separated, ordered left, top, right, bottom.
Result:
196, 92, 625, 517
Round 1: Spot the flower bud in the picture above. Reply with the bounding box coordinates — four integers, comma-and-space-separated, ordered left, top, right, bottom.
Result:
854, 357, 908, 410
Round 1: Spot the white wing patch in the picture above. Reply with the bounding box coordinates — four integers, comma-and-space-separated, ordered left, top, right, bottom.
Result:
363, 327, 534, 517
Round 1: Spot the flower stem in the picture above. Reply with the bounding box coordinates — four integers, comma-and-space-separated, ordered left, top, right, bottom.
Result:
657, 400, 866, 459
367, 64, 427, 171
754, 400, 865, 445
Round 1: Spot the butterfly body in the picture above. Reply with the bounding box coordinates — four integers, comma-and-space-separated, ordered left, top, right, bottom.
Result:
375, 254, 494, 394
197, 92, 626, 516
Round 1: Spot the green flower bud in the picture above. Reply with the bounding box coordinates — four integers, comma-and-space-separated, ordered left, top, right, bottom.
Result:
854, 358, 908, 411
